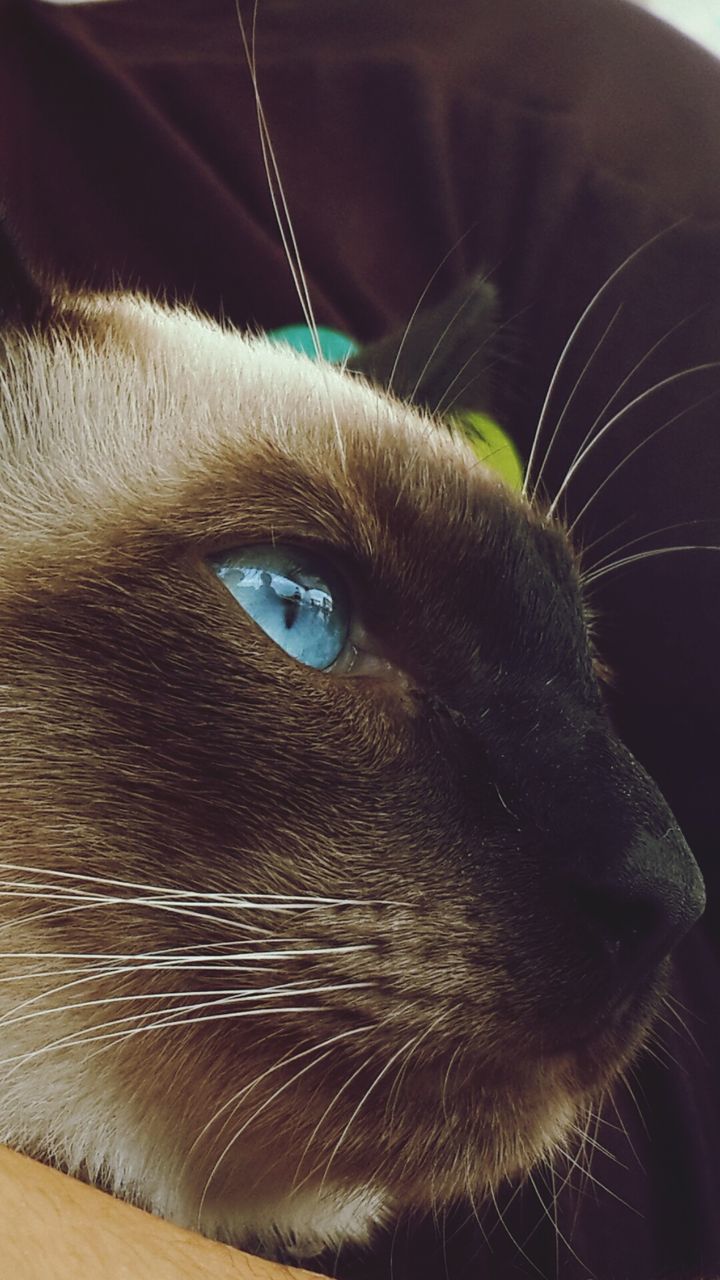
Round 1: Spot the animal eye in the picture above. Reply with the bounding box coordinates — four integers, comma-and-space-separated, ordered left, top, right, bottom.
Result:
209, 545, 350, 671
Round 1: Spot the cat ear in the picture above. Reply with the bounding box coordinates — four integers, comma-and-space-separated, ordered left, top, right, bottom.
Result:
0, 213, 50, 330
348, 275, 497, 416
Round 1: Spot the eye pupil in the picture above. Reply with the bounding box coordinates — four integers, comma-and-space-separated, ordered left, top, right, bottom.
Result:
210, 547, 349, 670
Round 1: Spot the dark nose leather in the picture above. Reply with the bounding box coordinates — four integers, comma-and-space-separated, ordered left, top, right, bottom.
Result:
456, 695, 707, 997
571, 824, 706, 992
488, 720, 707, 993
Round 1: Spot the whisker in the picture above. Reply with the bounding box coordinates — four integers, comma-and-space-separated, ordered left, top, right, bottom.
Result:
620, 1066, 650, 1138
0, 980, 372, 1031
0, 943, 340, 982
564, 1121, 622, 1167
184, 1028, 345, 1167
387, 229, 486, 396
0, 897, 274, 938
0, 1002, 345, 1074
0, 896, 251, 939
547, 366, 720, 519
532, 1167, 594, 1274
186, 1019, 366, 1189
488, 1182, 546, 1280
637, 1037, 673, 1072
567, 387, 720, 535
544, 307, 702, 507
594, 1090, 645, 1177
523, 219, 685, 498
529, 1165, 595, 1275
529, 303, 623, 503
561, 1104, 597, 1218
432, 304, 531, 419
289, 1044, 382, 1195
0, 943, 373, 963
196, 1023, 367, 1221
0, 863, 398, 906
0, 964, 300, 1023
1, 988, 329, 1046
233, 0, 319, 354
317, 1014, 445, 1198
408, 287, 482, 407
583, 542, 720, 587
579, 516, 633, 560
547, 1142, 639, 1218
239, 0, 360, 472
580, 517, 718, 579
661, 993, 705, 1058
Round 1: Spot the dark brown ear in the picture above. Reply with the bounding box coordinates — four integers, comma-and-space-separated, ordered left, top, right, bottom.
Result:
348, 275, 497, 416
0, 213, 49, 330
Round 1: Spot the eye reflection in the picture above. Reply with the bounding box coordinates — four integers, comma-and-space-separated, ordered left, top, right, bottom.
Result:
210, 546, 350, 670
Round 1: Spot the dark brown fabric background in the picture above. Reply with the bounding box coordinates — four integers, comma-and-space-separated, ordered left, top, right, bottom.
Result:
1, 0, 718, 1276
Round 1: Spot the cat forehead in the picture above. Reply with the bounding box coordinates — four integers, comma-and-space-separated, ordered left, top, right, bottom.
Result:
0, 292, 529, 569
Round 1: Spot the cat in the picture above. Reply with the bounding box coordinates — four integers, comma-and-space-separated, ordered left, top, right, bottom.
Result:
0, 221, 706, 1264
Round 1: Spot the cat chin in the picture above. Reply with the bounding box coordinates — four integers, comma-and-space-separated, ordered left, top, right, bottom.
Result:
203, 1185, 390, 1261
0, 1045, 573, 1256
0, 1084, 386, 1260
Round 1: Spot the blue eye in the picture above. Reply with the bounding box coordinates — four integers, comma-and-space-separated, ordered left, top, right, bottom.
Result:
209, 545, 350, 671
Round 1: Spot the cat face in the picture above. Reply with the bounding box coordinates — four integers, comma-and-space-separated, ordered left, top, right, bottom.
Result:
0, 267, 705, 1258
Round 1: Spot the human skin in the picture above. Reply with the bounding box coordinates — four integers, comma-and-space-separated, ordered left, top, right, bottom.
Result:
0, 1146, 325, 1280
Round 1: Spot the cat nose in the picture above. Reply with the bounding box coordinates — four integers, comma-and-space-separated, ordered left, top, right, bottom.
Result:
571, 825, 705, 988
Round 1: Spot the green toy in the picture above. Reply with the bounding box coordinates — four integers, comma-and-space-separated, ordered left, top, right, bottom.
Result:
267, 325, 358, 363
450, 410, 525, 491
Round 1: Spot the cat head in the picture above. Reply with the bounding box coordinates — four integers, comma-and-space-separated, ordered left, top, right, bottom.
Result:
0, 225, 705, 1258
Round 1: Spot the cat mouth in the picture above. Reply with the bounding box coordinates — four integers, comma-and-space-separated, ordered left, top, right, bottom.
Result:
537, 974, 661, 1082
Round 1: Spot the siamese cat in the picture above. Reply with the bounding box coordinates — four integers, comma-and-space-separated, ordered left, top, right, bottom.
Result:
0, 223, 706, 1264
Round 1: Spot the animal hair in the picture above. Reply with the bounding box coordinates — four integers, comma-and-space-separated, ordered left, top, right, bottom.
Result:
0, 236, 705, 1264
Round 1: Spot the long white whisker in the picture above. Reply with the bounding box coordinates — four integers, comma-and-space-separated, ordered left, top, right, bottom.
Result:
196, 1024, 366, 1222
0, 946, 354, 981
184, 1028, 352, 1167
580, 518, 716, 578
431, 342, 493, 419
386, 232, 487, 395
523, 220, 685, 496
289, 1045, 382, 1195
0, 980, 372, 1031
584, 543, 720, 587
577, 514, 633, 568
487, 1182, 545, 1279
661, 993, 705, 1059
0, 863, 397, 906
552, 308, 703, 511
0, 964, 301, 1023
432, 304, 530, 419
0, 942, 372, 963
317, 1013, 445, 1198
547, 364, 720, 518
603, 1090, 644, 1177
0, 903, 263, 937
0, 1003, 343, 1074
408, 289, 479, 407
0, 896, 255, 939
232, 0, 319, 353
529, 304, 623, 502
528, 1165, 593, 1274
567, 387, 720, 535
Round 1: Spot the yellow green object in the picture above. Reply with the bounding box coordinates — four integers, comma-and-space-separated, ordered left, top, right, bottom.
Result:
451, 410, 525, 491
